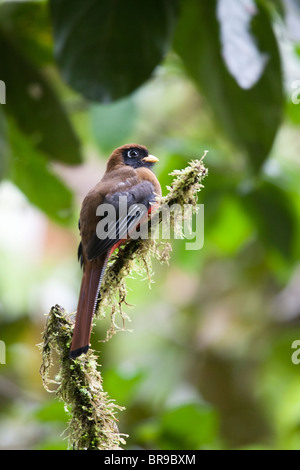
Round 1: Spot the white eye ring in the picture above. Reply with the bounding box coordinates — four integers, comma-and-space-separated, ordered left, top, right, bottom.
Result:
128, 149, 139, 158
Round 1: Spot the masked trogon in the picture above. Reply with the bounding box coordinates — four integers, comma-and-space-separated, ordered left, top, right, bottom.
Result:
70, 144, 161, 359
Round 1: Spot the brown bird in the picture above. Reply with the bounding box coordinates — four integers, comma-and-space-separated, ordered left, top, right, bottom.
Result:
70, 144, 161, 359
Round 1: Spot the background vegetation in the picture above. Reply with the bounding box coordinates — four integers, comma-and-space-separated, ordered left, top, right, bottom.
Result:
1, 0, 300, 450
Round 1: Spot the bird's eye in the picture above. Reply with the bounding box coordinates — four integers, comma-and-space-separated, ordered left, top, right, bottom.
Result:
128, 149, 139, 158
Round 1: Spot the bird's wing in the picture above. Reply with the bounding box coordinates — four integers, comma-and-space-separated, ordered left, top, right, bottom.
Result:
85, 181, 155, 261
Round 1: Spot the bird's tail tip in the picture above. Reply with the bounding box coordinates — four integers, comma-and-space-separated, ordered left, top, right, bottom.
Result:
69, 344, 89, 360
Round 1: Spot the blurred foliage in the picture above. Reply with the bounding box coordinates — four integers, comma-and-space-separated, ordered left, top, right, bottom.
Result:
174, 0, 283, 172
50, 0, 178, 102
1, 0, 300, 451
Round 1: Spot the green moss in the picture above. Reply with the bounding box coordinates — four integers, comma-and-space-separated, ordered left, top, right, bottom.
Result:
40, 305, 126, 450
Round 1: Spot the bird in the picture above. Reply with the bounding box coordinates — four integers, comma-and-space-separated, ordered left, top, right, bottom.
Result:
69, 144, 161, 359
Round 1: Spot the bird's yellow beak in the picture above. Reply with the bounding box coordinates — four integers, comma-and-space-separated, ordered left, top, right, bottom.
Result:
142, 155, 159, 163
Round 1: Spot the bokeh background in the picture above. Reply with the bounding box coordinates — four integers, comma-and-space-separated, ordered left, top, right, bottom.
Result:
1, 0, 300, 450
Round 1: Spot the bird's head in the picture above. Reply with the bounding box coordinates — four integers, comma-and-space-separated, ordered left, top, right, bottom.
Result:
106, 144, 159, 172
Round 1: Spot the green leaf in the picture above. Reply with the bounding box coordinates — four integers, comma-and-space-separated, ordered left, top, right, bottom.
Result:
90, 96, 137, 153
8, 121, 74, 224
50, 0, 178, 102
208, 196, 253, 255
0, 1, 53, 65
102, 367, 144, 406
285, 97, 300, 125
160, 402, 218, 449
35, 400, 67, 423
259, 0, 285, 19
174, 0, 283, 171
0, 28, 82, 165
240, 180, 296, 259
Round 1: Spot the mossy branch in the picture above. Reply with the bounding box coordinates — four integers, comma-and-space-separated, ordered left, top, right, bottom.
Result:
40, 305, 126, 450
40, 153, 208, 450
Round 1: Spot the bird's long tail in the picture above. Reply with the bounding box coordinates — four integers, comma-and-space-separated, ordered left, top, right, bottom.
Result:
69, 254, 110, 359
